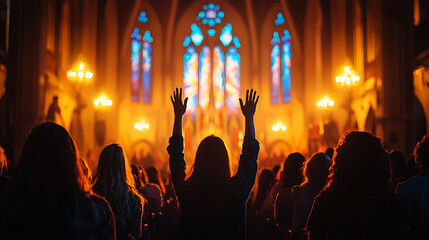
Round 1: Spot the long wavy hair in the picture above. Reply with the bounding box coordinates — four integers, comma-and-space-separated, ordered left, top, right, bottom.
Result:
323, 131, 390, 204
300, 152, 330, 191
17, 122, 91, 197
252, 169, 275, 211
92, 144, 144, 226
187, 135, 231, 186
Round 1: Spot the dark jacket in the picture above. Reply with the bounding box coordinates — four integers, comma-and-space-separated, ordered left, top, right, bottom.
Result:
167, 135, 259, 240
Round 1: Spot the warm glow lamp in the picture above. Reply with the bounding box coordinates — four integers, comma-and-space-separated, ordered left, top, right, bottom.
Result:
335, 65, 360, 87
67, 61, 93, 83
93, 93, 113, 109
316, 96, 335, 109
272, 122, 287, 132
134, 120, 150, 131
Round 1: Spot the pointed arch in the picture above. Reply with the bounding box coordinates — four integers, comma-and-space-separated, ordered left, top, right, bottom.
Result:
173, 1, 250, 151
119, 2, 162, 105
262, 3, 300, 105
173, 0, 250, 95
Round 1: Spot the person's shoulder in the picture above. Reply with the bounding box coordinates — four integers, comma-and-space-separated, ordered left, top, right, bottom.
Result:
312, 192, 329, 206
292, 185, 301, 193
87, 194, 113, 215
276, 187, 293, 201
396, 175, 428, 191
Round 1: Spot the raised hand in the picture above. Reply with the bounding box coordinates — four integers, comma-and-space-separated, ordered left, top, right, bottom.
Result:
239, 89, 259, 119
171, 88, 188, 118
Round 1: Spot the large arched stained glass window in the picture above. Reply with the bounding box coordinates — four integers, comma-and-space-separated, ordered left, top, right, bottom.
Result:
183, 3, 241, 115
131, 11, 153, 103
271, 13, 291, 104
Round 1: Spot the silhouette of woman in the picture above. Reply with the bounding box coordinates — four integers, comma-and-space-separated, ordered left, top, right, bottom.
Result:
0, 122, 115, 239
279, 152, 330, 240
167, 88, 260, 239
306, 131, 406, 240
92, 144, 145, 240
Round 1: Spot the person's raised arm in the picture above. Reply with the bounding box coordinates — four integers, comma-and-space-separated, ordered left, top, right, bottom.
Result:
168, 88, 188, 193
170, 88, 188, 136
229, 89, 259, 200
239, 89, 259, 138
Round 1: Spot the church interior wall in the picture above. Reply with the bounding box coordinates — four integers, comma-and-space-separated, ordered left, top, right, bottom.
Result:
0, 0, 426, 167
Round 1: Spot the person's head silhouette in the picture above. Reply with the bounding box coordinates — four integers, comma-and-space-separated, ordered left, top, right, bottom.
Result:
280, 152, 305, 189
93, 144, 136, 196
18, 122, 91, 196
415, 134, 429, 172
325, 131, 389, 195
189, 135, 231, 183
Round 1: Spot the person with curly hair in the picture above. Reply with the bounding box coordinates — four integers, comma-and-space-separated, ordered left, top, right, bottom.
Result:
306, 131, 406, 240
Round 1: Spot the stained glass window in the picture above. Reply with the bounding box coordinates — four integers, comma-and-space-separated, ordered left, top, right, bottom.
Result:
197, 3, 224, 27
183, 46, 199, 113
131, 11, 153, 103
282, 40, 291, 102
275, 13, 285, 26
183, 3, 241, 113
138, 11, 148, 23
226, 47, 240, 111
271, 43, 280, 104
271, 13, 291, 104
131, 28, 141, 102
142, 42, 152, 103
220, 24, 233, 46
213, 46, 225, 110
191, 24, 204, 46
199, 46, 211, 110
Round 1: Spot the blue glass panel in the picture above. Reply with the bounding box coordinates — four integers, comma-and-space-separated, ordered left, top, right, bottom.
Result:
142, 31, 153, 43
198, 11, 206, 19
271, 44, 280, 104
206, 9, 217, 18
233, 36, 241, 48
208, 29, 216, 37
282, 41, 291, 102
199, 4, 222, 26
131, 39, 141, 102
142, 42, 152, 103
199, 46, 211, 110
275, 12, 285, 26
226, 47, 240, 111
131, 28, 141, 40
191, 23, 204, 46
271, 32, 280, 45
220, 23, 233, 46
138, 11, 148, 23
282, 30, 292, 42
183, 36, 191, 47
213, 46, 225, 110
183, 46, 199, 113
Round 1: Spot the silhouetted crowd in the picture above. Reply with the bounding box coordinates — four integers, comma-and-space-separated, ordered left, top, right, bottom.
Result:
0, 89, 428, 240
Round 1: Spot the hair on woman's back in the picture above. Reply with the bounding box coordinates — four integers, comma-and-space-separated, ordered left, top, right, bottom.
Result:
188, 135, 231, 184
92, 144, 144, 236
17, 122, 91, 196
